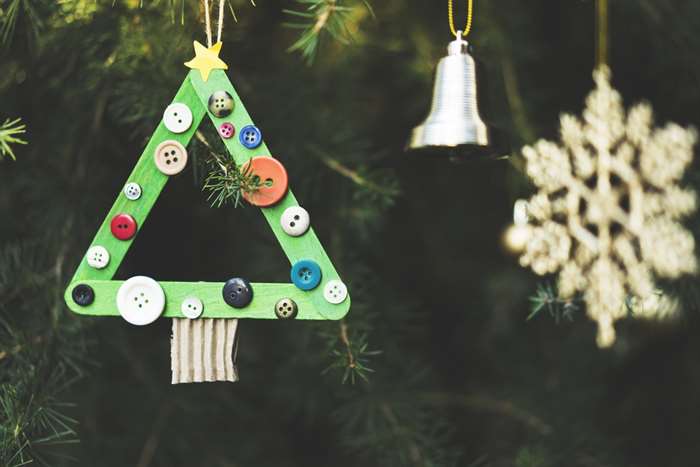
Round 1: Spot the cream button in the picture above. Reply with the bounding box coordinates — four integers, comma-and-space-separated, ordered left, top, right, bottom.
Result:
116, 276, 166, 325
86, 245, 110, 269
163, 103, 193, 134
154, 140, 188, 175
323, 280, 348, 304
181, 296, 204, 319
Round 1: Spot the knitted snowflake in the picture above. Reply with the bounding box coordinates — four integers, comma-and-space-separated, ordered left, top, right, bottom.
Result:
520, 67, 698, 347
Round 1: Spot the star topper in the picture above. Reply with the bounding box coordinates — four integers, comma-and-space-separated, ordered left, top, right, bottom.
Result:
184, 40, 228, 82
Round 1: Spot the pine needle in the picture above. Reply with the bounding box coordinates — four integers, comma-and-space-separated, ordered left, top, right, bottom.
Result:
283, 0, 373, 64
0, 119, 27, 161
202, 152, 261, 208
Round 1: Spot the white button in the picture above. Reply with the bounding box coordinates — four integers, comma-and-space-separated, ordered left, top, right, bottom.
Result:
124, 182, 142, 201
280, 206, 310, 237
323, 280, 348, 304
86, 245, 110, 269
163, 103, 193, 134
181, 296, 204, 319
116, 276, 166, 325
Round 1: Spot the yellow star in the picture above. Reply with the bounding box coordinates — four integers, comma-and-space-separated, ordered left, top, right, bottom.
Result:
184, 41, 228, 82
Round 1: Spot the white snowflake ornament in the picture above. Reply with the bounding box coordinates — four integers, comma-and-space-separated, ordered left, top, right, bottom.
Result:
520, 67, 698, 347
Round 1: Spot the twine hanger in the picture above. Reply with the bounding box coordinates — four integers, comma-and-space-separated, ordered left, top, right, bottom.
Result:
203, 0, 226, 46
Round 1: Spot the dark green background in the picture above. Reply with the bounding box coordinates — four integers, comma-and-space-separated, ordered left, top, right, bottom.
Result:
2, 1, 700, 466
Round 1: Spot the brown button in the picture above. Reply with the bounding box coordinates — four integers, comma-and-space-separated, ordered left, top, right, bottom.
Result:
154, 140, 188, 175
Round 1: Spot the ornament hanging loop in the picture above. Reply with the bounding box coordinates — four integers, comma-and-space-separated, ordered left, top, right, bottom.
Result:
448, 0, 474, 38
202, 0, 226, 47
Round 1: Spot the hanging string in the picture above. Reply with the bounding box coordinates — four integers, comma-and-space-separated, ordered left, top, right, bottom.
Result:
203, 0, 213, 47
595, 0, 608, 67
448, 0, 473, 38
216, 0, 225, 44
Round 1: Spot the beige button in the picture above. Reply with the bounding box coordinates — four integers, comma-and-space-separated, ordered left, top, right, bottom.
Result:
154, 140, 188, 175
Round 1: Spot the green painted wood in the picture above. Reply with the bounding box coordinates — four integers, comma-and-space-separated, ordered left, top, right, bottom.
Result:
188, 70, 349, 320
64, 281, 323, 320
72, 78, 206, 282
64, 69, 350, 322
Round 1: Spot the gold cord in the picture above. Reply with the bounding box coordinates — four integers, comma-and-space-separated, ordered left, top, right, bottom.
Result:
448, 0, 473, 38
595, 0, 609, 67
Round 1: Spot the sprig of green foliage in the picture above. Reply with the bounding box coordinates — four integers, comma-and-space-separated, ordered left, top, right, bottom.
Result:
201, 151, 261, 208
323, 326, 380, 384
283, 0, 373, 64
0, 0, 43, 46
527, 282, 579, 323
0, 241, 89, 467
0, 119, 26, 161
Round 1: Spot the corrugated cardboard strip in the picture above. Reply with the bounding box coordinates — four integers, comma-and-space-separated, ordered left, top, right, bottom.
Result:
171, 318, 239, 384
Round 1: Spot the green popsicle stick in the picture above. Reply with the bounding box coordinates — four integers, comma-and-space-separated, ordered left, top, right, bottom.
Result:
64, 69, 350, 323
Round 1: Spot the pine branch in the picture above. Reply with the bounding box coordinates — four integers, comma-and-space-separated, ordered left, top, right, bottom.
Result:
324, 323, 380, 384
316, 150, 400, 198
283, 0, 374, 64
0, 240, 89, 467
527, 282, 579, 323
195, 130, 261, 208
0, 0, 43, 46
420, 392, 552, 436
0, 118, 27, 161
334, 381, 461, 467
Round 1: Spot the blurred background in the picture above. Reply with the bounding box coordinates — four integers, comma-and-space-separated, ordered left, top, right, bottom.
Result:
2, 0, 700, 466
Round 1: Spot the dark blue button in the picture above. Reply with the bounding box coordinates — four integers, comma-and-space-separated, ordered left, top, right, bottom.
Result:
239, 125, 262, 149
72, 284, 95, 306
222, 277, 253, 308
290, 260, 322, 291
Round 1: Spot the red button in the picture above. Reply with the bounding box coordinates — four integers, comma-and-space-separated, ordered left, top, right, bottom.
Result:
110, 214, 137, 240
242, 156, 289, 207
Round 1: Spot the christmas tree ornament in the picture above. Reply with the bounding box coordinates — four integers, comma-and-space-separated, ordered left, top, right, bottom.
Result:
63, 37, 351, 383
408, 0, 498, 158
519, 66, 697, 347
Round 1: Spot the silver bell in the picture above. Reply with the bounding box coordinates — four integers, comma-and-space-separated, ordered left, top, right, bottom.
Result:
408, 34, 495, 157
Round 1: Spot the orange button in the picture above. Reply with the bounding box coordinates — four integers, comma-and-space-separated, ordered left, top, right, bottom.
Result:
242, 156, 289, 207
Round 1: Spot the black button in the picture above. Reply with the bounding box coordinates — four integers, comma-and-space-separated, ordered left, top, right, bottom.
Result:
222, 277, 253, 308
72, 284, 95, 306
274, 298, 298, 319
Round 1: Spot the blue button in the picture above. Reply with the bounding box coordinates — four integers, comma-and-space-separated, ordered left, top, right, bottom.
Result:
290, 260, 322, 291
239, 125, 262, 149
